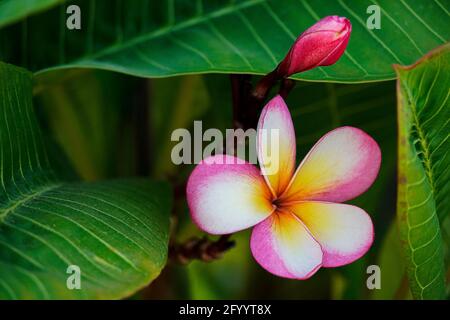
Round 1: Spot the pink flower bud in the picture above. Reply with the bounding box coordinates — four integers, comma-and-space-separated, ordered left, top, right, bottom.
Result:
277, 16, 351, 76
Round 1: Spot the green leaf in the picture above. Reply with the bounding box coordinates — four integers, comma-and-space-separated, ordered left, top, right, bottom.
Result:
395, 44, 449, 299
0, 62, 172, 299
443, 216, 450, 297
1, 0, 448, 82
34, 69, 139, 180
0, 0, 65, 28
150, 75, 210, 177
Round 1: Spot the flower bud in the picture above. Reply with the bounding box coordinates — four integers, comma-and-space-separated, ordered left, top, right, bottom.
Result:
277, 16, 351, 76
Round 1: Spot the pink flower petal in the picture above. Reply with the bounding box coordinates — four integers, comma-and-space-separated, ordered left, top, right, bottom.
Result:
280, 126, 381, 203
187, 155, 274, 235
257, 95, 296, 197
250, 211, 323, 279
285, 201, 374, 267
277, 16, 352, 75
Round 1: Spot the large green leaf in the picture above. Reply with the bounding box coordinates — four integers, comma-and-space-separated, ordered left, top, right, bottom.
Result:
0, 62, 171, 299
395, 44, 449, 299
0, 0, 448, 82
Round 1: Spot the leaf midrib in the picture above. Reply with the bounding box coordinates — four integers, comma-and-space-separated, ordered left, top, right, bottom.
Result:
401, 78, 436, 195
69, 0, 266, 65
399, 72, 443, 299
0, 183, 61, 222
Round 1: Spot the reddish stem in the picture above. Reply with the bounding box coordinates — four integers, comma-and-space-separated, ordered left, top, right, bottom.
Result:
169, 235, 235, 264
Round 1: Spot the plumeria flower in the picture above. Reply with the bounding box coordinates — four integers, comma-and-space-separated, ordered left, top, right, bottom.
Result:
186, 95, 381, 279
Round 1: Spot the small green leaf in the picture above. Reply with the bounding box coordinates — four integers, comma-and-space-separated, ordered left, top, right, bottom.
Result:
395, 44, 449, 299
0, 0, 448, 82
0, 62, 172, 299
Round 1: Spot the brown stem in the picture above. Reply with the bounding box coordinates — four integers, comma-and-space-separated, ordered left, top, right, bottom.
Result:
247, 70, 280, 128
169, 235, 235, 264
251, 69, 280, 101
231, 74, 243, 129
279, 78, 296, 99
230, 74, 253, 130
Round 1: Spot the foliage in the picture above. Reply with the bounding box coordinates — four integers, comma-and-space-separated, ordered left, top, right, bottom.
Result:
0, 0, 448, 82
395, 44, 450, 299
0, 0, 449, 299
0, 62, 171, 299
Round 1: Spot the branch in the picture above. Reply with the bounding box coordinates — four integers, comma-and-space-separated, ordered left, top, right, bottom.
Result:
247, 70, 279, 128
279, 78, 297, 99
169, 235, 235, 264
230, 74, 253, 129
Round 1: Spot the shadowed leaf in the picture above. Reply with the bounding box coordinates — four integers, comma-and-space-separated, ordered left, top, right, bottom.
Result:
0, 62, 172, 299
395, 43, 449, 299
0, 0, 448, 82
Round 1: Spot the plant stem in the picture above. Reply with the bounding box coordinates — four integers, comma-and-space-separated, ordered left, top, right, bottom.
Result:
230, 74, 253, 129
169, 235, 235, 264
279, 78, 296, 98
251, 69, 280, 101
247, 70, 280, 127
